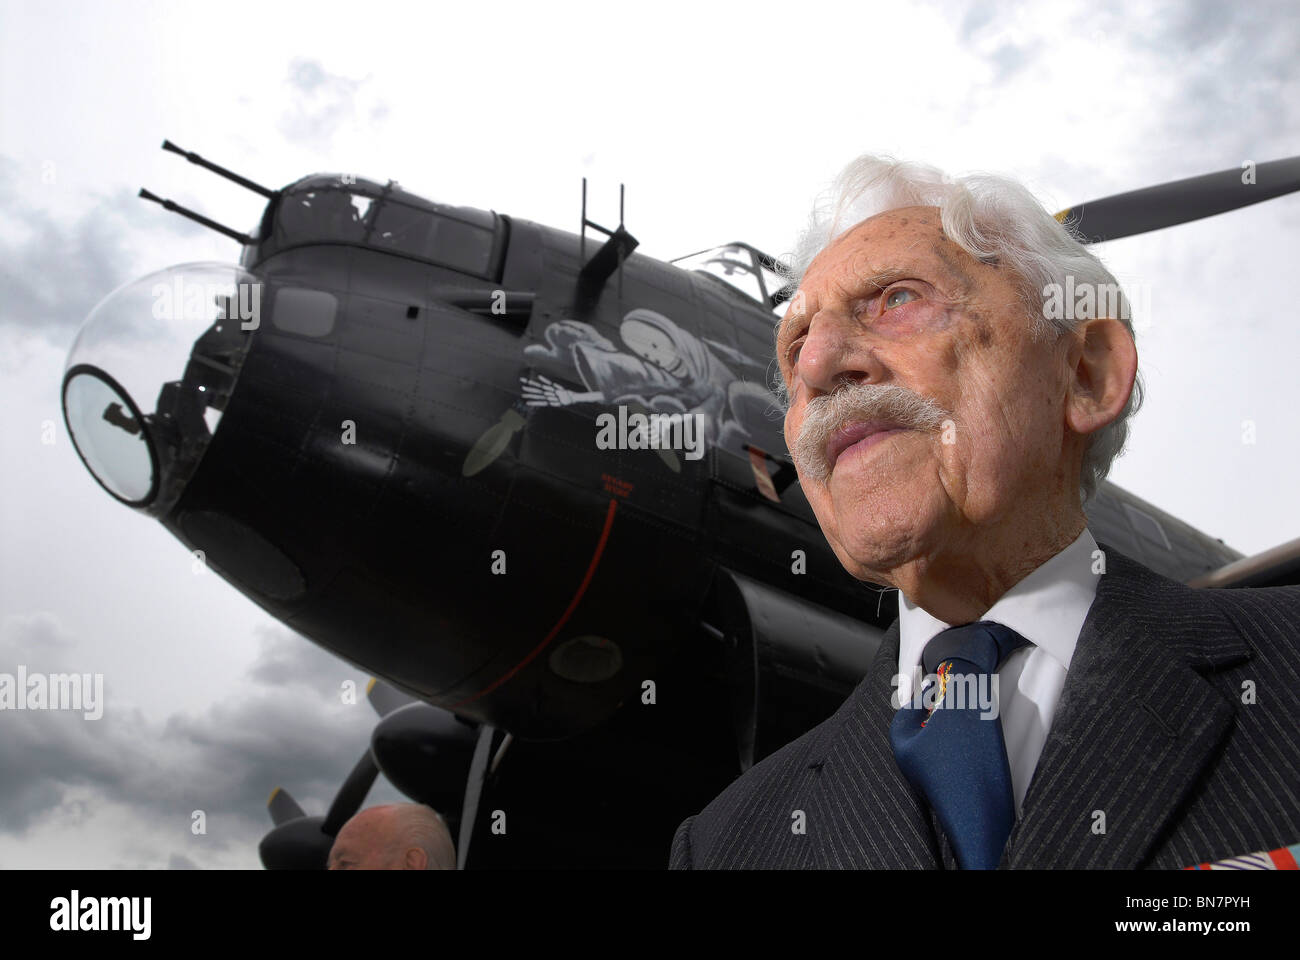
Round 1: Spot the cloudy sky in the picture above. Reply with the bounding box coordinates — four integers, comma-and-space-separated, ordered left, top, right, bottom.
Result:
0, 0, 1296, 868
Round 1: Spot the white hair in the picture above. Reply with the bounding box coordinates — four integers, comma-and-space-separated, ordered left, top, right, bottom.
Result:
776, 155, 1143, 503
392, 803, 456, 870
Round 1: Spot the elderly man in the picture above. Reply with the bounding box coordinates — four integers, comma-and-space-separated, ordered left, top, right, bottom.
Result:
328, 803, 456, 870
669, 156, 1300, 870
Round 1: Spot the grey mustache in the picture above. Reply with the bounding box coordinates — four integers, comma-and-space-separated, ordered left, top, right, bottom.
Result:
793, 382, 949, 482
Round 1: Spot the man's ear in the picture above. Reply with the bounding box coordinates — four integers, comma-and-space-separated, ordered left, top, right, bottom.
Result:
403, 847, 429, 870
1063, 316, 1137, 437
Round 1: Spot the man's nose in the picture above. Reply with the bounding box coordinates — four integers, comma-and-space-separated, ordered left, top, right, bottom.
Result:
795, 309, 888, 396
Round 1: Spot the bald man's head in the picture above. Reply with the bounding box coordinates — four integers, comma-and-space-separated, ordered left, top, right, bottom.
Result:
328, 804, 456, 870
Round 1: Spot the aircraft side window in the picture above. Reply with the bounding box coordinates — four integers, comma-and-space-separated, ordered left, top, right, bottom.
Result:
428, 215, 494, 277
372, 200, 436, 254
370, 200, 495, 277
672, 244, 787, 311
761, 266, 789, 305
277, 187, 368, 244
273, 287, 337, 338
701, 245, 764, 303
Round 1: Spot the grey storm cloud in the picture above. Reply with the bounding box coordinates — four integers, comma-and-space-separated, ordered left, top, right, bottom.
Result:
958, 1, 996, 43
0, 155, 205, 344
950, 0, 1299, 162
1102, 0, 1299, 154
278, 58, 389, 151
989, 42, 1031, 83
0, 613, 398, 866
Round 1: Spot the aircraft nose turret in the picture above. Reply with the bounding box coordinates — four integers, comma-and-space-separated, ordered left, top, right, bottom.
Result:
61, 262, 262, 515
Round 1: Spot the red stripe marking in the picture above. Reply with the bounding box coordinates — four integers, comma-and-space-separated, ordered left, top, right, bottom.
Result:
451, 498, 618, 708
1269, 846, 1298, 869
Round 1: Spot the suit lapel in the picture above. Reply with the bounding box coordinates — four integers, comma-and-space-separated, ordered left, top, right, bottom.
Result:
809, 619, 943, 869
1003, 546, 1250, 869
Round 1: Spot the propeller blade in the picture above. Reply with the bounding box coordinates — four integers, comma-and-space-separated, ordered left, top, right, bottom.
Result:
259, 815, 332, 870
321, 750, 380, 837
1057, 156, 1300, 244
366, 677, 417, 717
266, 786, 306, 827
370, 702, 478, 810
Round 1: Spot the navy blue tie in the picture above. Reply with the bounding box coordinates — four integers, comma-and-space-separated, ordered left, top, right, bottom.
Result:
889, 620, 1030, 870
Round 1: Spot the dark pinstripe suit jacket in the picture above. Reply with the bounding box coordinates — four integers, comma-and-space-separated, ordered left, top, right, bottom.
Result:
670, 545, 1300, 869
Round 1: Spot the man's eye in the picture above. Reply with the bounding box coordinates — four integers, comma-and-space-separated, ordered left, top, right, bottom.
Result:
885, 288, 918, 309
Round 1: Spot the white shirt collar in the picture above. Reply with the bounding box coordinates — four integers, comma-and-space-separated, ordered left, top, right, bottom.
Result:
897, 528, 1101, 676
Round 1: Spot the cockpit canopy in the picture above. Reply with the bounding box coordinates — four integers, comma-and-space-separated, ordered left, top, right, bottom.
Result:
671, 242, 793, 313
244, 174, 506, 279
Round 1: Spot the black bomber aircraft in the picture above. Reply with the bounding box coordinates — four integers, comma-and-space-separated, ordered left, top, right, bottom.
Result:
61, 142, 1300, 868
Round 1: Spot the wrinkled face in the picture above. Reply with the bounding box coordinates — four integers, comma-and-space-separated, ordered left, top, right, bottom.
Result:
621, 318, 686, 376
776, 206, 1074, 583
327, 812, 403, 870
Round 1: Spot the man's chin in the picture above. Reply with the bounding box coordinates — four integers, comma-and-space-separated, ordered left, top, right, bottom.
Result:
829, 532, 920, 585
825, 473, 928, 523
842, 551, 911, 588
824, 501, 937, 580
